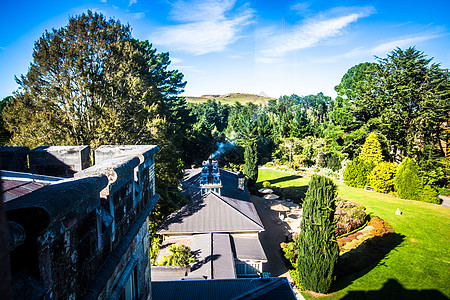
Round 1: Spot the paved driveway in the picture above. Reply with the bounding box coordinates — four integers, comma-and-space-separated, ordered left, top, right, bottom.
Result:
251, 195, 304, 299
252, 195, 291, 277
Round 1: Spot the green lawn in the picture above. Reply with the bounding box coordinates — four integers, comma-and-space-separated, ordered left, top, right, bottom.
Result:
257, 168, 450, 299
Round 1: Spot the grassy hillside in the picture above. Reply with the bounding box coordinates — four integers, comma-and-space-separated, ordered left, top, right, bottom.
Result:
185, 93, 275, 105
257, 168, 450, 299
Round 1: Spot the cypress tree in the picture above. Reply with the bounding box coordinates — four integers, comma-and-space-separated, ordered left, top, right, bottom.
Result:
297, 175, 339, 293
244, 140, 258, 187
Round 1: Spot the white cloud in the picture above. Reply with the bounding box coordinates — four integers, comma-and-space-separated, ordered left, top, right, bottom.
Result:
129, 0, 137, 7
132, 12, 145, 19
258, 6, 374, 62
100, 0, 107, 3
152, 0, 254, 55
371, 35, 441, 54
290, 2, 311, 15
316, 34, 443, 63
170, 57, 183, 64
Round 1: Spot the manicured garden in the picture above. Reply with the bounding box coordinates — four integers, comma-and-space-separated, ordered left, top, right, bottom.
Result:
257, 168, 450, 299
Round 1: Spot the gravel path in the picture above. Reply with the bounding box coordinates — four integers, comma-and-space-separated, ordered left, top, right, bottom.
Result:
438, 195, 450, 208
251, 195, 304, 299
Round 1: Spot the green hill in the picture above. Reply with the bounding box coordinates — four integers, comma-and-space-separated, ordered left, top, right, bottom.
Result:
185, 93, 276, 105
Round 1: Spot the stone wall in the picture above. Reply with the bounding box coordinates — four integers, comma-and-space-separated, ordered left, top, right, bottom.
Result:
29, 146, 90, 177
0, 146, 29, 171
5, 145, 159, 299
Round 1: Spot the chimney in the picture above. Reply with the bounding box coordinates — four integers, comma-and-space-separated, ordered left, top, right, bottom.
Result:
237, 171, 245, 191
200, 156, 222, 196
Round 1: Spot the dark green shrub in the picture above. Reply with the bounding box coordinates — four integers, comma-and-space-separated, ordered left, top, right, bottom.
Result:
343, 157, 374, 188
325, 154, 342, 171
422, 185, 440, 203
368, 161, 397, 193
297, 175, 339, 293
394, 157, 422, 201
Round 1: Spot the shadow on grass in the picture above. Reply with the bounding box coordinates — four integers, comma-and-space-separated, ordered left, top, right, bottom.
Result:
265, 175, 303, 185
331, 232, 405, 292
341, 278, 447, 300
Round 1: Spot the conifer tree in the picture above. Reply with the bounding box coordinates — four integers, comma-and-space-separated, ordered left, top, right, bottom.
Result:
297, 175, 339, 293
358, 132, 383, 164
244, 140, 258, 187
394, 157, 423, 201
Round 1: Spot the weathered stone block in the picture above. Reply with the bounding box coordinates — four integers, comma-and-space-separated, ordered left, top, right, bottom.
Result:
0, 146, 29, 171
29, 146, 90, 177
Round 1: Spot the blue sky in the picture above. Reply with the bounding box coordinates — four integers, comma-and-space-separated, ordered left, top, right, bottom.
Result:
1, 0, 449, 99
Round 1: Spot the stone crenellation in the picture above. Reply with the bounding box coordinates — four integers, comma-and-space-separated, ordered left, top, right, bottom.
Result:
1, 145, 159, 299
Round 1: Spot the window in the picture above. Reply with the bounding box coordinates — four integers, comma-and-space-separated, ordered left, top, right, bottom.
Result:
119, 267, 138, 300
235, 261, 261, 275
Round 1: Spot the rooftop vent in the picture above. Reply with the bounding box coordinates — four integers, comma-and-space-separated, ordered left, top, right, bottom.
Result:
200, 155, 222, 196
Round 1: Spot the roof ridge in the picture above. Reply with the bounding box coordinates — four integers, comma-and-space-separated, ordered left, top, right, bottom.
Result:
205, 192, 263, 231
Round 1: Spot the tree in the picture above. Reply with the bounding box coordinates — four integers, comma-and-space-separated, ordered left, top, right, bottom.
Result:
358, 132, 383, 164
343, 157, 374, 188
3, 11, 189, 182
368, 161, 397, 193
297, 175, 339, 293
394, 157, 422, 201
234, 117, 259, 187
243, 139, 259, 187
354, 48, 450, 161
157, 244, 195, 266
0, 97, 11, 145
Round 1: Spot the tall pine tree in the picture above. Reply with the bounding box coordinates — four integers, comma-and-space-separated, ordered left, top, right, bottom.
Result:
297, 175, 339, 293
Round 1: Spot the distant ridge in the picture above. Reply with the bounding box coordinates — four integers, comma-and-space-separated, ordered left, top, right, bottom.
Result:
185, 92, 275, 105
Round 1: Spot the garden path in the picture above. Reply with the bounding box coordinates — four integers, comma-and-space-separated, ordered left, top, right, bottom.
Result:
438, 195, 450, 208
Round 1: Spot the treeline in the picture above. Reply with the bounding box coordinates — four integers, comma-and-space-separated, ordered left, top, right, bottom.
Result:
0, 11, 449, 209
185, 48, 450, 197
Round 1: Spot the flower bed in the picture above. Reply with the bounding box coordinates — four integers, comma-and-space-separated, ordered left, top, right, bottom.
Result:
337, 216, 396, 254
334, 199, 367, 236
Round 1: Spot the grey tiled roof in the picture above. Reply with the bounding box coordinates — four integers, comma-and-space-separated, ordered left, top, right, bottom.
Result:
157, 169, 263, 234
189, 233, 236, 279
152, 277, 297, 300
231, 235, 267, 261
151, 266, 189, 281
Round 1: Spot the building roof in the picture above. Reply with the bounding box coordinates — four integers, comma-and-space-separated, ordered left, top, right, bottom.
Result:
5, 175, 108, 228
152, 277, 297, 300
189, 233, 236, 280
231, 235, 267, 261
1, 170, 62, 202
151, 266, 190, 281
158, 168, 263, 235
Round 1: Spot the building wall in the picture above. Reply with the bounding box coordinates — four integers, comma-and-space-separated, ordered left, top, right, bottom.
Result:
5, 145, 159, 300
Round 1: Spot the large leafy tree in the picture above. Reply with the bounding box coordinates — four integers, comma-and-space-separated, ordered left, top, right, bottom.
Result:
0, 97, 11, 145
297, 175, 339, 293
2, 10, 188, 188
354, 48, 450, 162
331, 62, 379, 132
